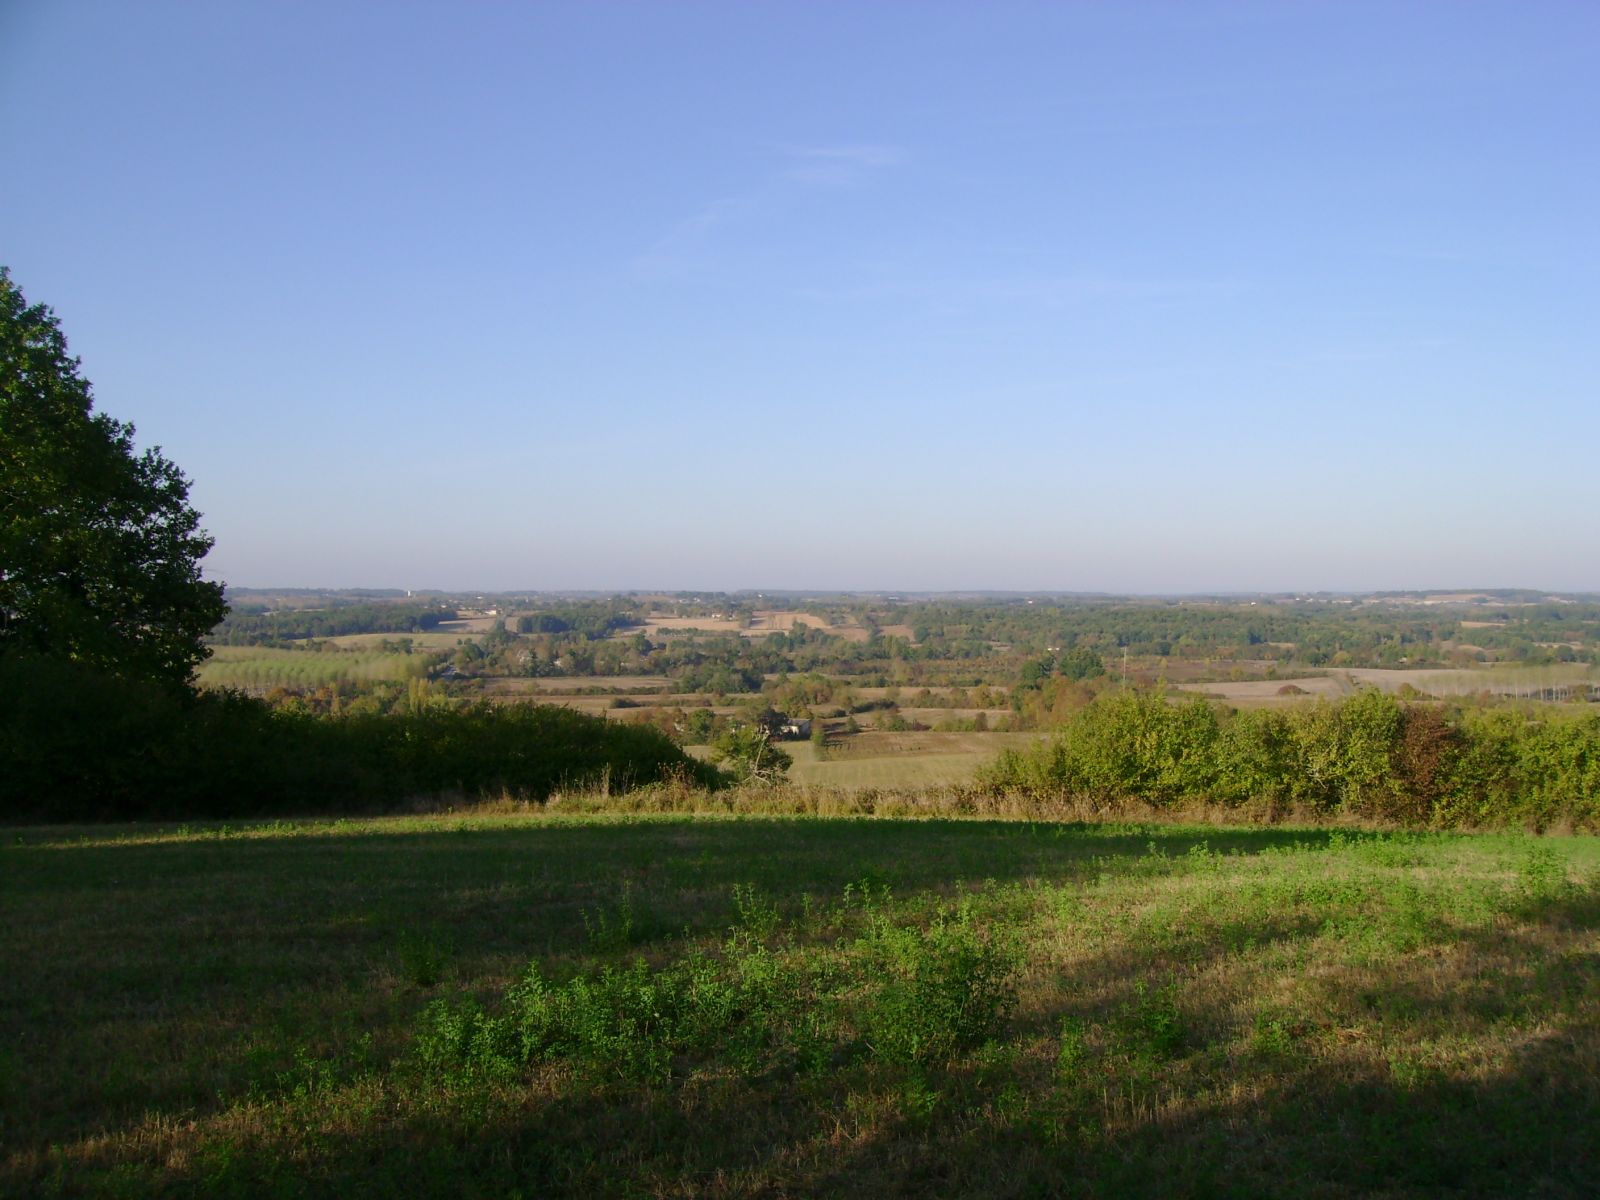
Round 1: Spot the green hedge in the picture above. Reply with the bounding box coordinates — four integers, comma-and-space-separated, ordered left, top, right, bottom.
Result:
0, 655, 722, 822
979, 689, 1600, 830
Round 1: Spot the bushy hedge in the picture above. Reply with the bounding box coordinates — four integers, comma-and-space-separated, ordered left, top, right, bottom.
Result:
980, 689, 1600, 830
0, 655, 722, 822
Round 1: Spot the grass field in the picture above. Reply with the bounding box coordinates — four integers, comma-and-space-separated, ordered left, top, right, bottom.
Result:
788, 732, 1040, 789
1180, 664, 1600, 707
197, 646, 424, 690
4, 813, 1597, 1197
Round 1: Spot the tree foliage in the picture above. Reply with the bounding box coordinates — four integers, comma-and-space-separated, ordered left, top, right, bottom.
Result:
210, 602, 454, 645
979, 688, 1600, 830
0, 268, 225, 687
709, 723, 792, 783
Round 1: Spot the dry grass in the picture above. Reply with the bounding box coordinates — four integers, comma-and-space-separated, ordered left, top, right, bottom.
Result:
784, 732, 1041, 790
744, 610, 834, 634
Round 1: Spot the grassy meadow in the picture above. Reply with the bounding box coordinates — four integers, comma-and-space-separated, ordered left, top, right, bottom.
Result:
4, 812, 1599, 1197
786, 732, 1041, 789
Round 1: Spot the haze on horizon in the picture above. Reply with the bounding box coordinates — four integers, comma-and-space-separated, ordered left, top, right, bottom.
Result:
4, 2, 1597, 595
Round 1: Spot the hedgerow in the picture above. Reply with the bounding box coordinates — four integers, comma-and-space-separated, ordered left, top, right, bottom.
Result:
978, 689, 1600, 830
0, 654, 721, 820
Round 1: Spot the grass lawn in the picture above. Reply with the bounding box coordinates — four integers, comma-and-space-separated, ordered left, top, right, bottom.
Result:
3, 814, 1598, 1197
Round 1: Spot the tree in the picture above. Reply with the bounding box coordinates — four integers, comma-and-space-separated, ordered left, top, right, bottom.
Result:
0, 268, 226, 688
709, 722, 792, 783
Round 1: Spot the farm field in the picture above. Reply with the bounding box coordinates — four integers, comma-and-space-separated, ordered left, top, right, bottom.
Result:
527, 674, 675, 694
635, 610, 874, 642
320, 631, 472, 651
4, 813, 1597, 1197
786, 731, 1041, 788
1176, 663, 1600, 707
197, 645, 424, 690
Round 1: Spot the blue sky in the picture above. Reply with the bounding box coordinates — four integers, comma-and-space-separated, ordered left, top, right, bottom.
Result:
4, 2, 1597, 592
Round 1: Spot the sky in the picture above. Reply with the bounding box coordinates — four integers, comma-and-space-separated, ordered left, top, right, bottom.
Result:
3, 1, 1597, 593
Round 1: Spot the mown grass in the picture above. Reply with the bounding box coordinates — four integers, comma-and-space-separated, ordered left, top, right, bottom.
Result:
3, 814, 1598, 1197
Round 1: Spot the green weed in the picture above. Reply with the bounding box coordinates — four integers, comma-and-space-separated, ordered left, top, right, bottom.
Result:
1249, 1011, 1301, 1061
1057, 1016, 1089, 1078
859, 900, 1021, 1067
1118, 980, 1186, 1062
396, 928, 453, 987
582, 882, 637, 952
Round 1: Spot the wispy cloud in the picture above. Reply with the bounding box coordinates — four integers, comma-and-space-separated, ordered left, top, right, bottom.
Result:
634, 142, 910, 276
634, 194, 753, 276
779, 143, 908, 187
792, 272, 1245, 310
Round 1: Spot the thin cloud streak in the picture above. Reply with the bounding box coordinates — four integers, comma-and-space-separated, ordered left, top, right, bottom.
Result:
634, 142, 909, 274
779, 142, 908, 186
792, 272, 1247, 309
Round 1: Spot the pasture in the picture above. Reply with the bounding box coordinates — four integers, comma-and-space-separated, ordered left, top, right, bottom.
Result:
4, 813, 1597, 1197
788, 731, 1040, 789
1176, 663, 1600, 707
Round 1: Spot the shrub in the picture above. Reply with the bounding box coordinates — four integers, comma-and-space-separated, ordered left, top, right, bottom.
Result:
859, 901, 1020, 1066
0, 654, 723, 820
977, 687, 1600, 831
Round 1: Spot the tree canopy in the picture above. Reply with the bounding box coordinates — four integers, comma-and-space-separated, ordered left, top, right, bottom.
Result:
0, 268, 226, 687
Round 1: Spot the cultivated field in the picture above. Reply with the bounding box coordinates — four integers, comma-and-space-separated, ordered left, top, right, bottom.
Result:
4, 813, 1597, 1197
320, 631, 473, 651
197, 646, 424, 690
636, 610, 873, 642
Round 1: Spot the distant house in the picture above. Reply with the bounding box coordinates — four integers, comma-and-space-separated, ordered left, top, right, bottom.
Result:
777, 716, 813, 739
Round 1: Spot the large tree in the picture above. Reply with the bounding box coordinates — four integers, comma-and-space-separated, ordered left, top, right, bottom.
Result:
0, 268, 226, 688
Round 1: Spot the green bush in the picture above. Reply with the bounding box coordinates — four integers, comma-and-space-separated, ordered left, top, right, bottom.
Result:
978, 687, 1600, 831
859, 901, 1020, 1066
0, 653, 722, 820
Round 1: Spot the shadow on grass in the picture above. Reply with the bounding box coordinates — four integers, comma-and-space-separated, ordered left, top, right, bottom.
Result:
5, 820, 1596, 1197
5, 816, 1429, 894
42, 1002, 1598, 1199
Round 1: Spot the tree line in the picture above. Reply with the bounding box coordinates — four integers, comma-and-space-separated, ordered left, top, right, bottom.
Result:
0, 653, 721, 821
210, 602, 457, 645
